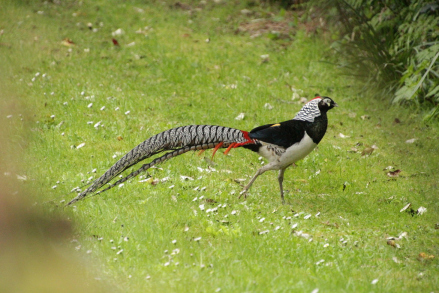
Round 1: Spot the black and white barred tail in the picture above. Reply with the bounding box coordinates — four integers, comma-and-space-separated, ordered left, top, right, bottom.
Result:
66, 125, 253, 205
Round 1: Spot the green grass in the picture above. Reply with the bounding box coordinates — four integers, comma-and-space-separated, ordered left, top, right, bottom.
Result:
1, 0, 438, 292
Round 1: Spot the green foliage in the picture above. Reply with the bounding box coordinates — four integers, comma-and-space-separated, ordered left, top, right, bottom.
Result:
314, 0, 439, 119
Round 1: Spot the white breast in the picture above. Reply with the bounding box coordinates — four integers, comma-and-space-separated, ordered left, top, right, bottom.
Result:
279, 132, 317, 167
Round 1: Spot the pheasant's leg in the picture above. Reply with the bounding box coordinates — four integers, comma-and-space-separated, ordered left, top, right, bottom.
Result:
278, 168, 286, 204
239, 164, 272, 199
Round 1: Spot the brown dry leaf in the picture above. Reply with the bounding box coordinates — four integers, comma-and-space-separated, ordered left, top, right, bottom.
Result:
387, 169, 401, 177
361, 115, 370, 120
117, 136, 123, 141
321, 221, 339, 228
61, 38, 75, 46
361, 147, 374, 156
204, 198, 217, 204
418, 252, 435, 261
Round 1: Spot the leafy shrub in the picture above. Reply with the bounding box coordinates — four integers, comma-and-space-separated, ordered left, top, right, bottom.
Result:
313, 0, 439, 119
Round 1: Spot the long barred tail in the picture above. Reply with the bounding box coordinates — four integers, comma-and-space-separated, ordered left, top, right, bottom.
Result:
66, 125, 254, 205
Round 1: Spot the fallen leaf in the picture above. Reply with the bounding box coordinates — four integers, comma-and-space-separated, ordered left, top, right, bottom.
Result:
361, 147, 374, 156
117, 136, 123, 141
112, 38, 120, 46
61, 38, 75, 46
386, 239, 400, 248
418, 252, 434, 261
361, 115, 370, 120
387, 169, 401, 177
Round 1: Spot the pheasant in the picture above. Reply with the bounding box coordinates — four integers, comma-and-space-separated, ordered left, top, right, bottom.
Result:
67, 96, 337, 205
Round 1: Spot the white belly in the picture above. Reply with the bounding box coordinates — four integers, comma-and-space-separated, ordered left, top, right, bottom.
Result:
258, 132, 317, 169
280, 132, 317, 167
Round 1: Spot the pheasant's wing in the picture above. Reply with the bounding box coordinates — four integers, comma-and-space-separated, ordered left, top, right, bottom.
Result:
249, 120, 308, 148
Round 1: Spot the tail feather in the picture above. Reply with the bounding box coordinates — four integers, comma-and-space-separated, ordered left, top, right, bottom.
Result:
66, 125, 252, 205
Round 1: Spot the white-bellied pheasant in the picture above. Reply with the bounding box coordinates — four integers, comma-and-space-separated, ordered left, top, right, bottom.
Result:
67, 96, 337, 205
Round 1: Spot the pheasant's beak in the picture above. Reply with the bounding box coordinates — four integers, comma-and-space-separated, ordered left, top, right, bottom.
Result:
333, 103, 338, 107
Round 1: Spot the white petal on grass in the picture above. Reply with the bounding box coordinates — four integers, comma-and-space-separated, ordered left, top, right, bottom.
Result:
417, 206, 427, 215
400, 203, 411, 212
169, 185, 174, 189
323, 243, 329, 248
125, 110, 130, 115
116, 249, 123, 255
231, 210, 237, 215
112, 28, 124, 36
264, 103, 273, 110
294, 230, 311, 239
311, 289, 319, 293
304, 214, 312, 220
274, 226, 281, 231
171, 240, 177, 244
259, 230, 269, 235
87, 103, 93, 108
405, 138, 416, 143
164, 262, 170, 267
371, 279, 379, 285
339, 133, 349, 138
199, 204, 205, 211
180, 175, 194, 181
115, 107, 120, 111
100, 106, 106, 111
94, 121, 101, 128
76, 143, 85, 149
194, 237, 201, 242
291, 223, 298, 229
235, 113, 245, 120
315, 212, 321, 217
259, 217, 265, 222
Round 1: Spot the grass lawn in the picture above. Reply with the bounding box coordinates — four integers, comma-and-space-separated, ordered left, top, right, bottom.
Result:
1, 0, 438, 292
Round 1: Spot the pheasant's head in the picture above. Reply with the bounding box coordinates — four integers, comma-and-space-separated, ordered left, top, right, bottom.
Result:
293, 96, 338, 122
317, 96, 338, 112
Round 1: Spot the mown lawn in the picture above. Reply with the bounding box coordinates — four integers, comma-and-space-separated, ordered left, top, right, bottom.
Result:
1, 0, 438, 292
